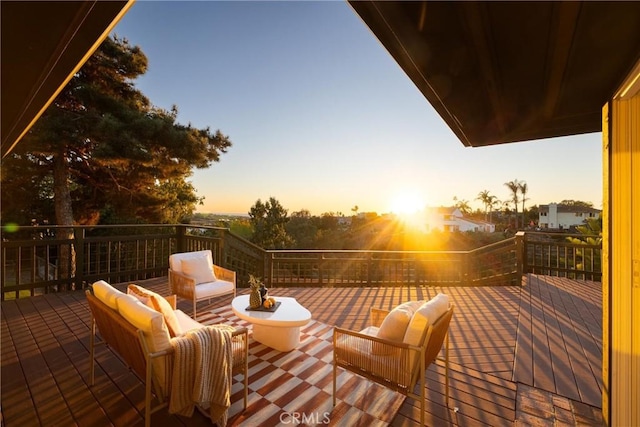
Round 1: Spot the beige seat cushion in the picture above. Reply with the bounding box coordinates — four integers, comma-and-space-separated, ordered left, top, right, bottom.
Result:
174, 309, 204, 334
193, 280, 234, 299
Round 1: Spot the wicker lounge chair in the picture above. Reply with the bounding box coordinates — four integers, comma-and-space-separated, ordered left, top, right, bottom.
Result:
168, 250, 236, 319
333, 296, 454, 425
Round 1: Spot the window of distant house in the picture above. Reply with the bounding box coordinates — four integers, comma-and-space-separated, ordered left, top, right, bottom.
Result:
541, 212, 547, 216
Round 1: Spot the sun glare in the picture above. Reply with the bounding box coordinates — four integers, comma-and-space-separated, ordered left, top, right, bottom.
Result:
389, 191, 425, 216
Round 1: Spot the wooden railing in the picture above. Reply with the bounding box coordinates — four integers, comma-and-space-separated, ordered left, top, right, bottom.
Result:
519, 231, 602, 281
0, 225, 601, 300
264, 237, 519, 287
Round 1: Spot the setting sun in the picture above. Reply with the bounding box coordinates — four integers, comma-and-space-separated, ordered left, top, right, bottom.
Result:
389, 190, 425, 215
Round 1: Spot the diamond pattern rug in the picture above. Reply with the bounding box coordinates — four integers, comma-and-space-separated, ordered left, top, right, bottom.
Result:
197, 305, 406, 426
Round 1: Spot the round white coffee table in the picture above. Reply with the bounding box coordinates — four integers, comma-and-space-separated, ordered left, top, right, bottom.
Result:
231, 295, 311, 352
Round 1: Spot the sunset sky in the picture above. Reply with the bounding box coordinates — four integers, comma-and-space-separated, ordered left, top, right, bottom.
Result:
112, 1, 602, 216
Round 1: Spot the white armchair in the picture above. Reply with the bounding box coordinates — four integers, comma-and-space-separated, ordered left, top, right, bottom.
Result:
168, 250, 236, 319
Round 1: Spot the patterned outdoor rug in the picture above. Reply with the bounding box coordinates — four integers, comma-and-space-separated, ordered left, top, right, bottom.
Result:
197, 305, 406, 426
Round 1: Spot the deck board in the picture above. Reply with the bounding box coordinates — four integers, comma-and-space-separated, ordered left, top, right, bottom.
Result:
1, 274, 603, 426
513, 275, 603, 411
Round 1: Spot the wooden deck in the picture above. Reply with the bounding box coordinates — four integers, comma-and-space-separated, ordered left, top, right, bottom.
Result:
1, 274, 603, 426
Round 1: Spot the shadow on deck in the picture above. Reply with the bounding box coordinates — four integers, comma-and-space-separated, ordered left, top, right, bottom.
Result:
1, 274, 603, 426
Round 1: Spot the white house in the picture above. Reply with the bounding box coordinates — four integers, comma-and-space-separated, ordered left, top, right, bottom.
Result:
424, 207, 495, 233
538, 203, 601, 230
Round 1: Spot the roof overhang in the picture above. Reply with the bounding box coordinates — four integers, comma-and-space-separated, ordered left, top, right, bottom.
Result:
1, 0, 133, 158
349, 1, 640, 147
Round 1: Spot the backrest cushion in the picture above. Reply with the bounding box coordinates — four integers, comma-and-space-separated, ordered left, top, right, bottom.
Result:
373, 300, 422, 355
127, 284, 182, 337
116, 294, 171, 395
403, 293, 450, 347
180, 255, 216, 284
169, 250, 213, 273
377, 300, 422, 342
117, 294, 172, 352
92, 280, 125, 310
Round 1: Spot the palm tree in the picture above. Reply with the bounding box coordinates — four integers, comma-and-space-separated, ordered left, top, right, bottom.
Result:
453, 196, 471, 215
476, 190, 500, 224
477, 190, 491, 222
504, 179, 520, 229
487, 195, 499, 224
518, 181, 529, 228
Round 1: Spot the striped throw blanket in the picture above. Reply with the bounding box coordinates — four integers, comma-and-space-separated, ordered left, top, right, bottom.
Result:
169, 324, 235, 426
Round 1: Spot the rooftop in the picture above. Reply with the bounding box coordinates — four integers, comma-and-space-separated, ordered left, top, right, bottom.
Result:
1, 274, 602, 426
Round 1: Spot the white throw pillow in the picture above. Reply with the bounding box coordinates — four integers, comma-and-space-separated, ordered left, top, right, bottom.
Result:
181, 256, 216, 284
403, 294, 450, 347
92, 280, 124, 310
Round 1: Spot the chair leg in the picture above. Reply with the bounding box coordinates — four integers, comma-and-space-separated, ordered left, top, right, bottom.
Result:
332, 361, 337, 406
89, 318, 95, 386
420, 362, 426, 425
193, 299, 197, 319
145, 358, 153, 427
445, 331, 450, 408
244, 340, 249, 410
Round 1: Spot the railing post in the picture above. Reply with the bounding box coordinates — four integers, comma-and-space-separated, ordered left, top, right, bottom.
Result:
267, 252, 274, 287
463, 252, 471, 286
219, 228, 227, 268
75, 226, 85, 290
176, 225, 186, 253
515, 231, 525, 286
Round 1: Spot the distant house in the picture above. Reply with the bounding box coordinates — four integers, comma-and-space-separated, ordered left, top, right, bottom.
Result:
424, 207, 495, 233
336, 216, 352, 227
538, 203, 601, 230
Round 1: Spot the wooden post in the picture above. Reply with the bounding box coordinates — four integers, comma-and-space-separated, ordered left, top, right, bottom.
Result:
267, 252, 274, 287
515, 231, 525, 286
176, 225, 186, 253
75, 226, 85, 290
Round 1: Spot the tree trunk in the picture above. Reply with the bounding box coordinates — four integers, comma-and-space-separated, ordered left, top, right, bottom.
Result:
53, 152, 76, 289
